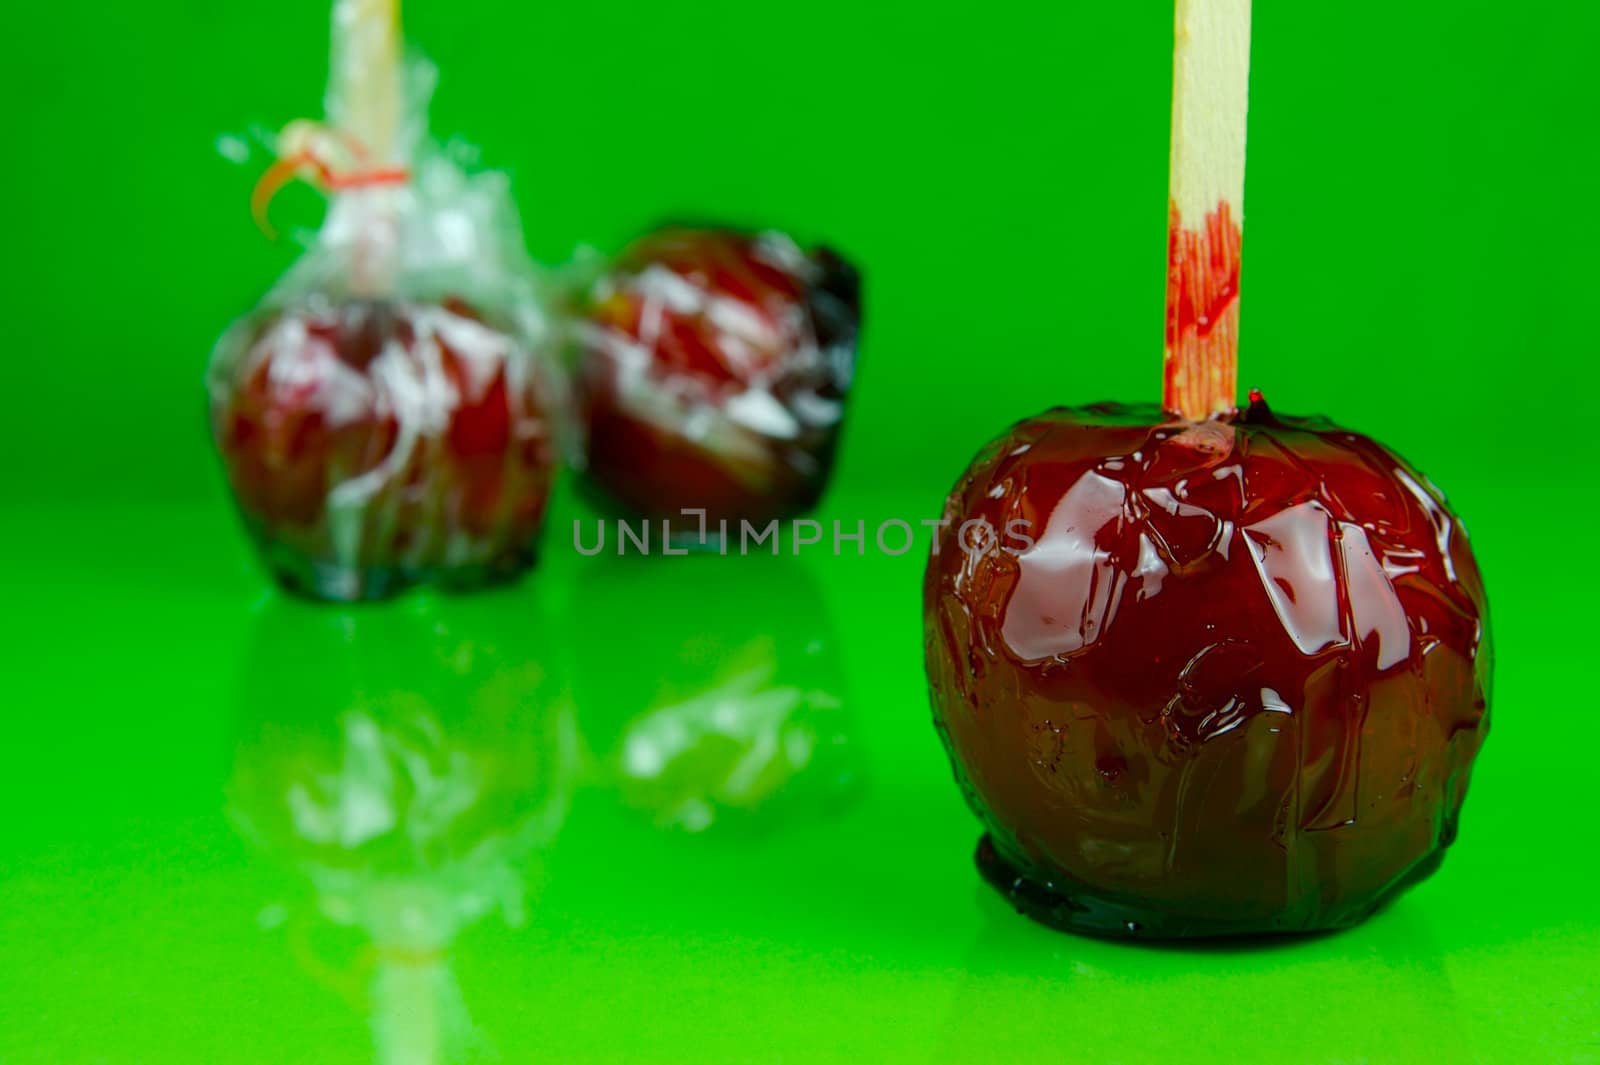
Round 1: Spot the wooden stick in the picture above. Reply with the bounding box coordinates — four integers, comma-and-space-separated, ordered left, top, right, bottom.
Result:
326, 0, 404, 297
1163, 0, 1252, 420
330, 0, 404, 166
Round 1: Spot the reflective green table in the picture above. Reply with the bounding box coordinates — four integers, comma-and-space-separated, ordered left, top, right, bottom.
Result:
1, 473, 1593, 1064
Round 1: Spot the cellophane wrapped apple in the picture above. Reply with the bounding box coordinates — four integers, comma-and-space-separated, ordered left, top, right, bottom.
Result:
208, 0, 562, 601
573, 228, 861, 528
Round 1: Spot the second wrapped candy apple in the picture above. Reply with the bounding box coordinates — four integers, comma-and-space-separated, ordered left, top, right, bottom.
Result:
573, 228, 861, 527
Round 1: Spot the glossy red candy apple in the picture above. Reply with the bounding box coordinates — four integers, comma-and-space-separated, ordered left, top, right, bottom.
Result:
575, 228, 861, 526
924, 0, 1492, 938
209, 297, 558, 600
924, 395, 1491, 937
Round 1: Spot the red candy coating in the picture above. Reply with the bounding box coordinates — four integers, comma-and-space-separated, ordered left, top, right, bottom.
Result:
210, 297, 558, 600
575, 228, 860, 526
924, 396, 1491, 937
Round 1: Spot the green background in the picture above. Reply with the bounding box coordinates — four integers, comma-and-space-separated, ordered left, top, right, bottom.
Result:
3, 1, 1596, 1062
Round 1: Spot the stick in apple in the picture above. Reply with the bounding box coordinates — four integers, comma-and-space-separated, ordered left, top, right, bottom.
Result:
331, 0, 403, 167
250, 0, 409, 242
330, 0, 404, 297
1163, 0, 1251, 421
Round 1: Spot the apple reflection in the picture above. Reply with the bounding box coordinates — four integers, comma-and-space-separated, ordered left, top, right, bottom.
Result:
228, 592, 576, 1065
572, 550, 860, 832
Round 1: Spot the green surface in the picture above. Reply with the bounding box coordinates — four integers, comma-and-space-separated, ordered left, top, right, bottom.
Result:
3, 1, 1597, 1063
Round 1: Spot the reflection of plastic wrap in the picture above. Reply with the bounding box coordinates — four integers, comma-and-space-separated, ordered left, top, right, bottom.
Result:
229, 594, 577, 1064
574, 228, 861, 526
574, 552, 860, 832
208, 2, 561, 602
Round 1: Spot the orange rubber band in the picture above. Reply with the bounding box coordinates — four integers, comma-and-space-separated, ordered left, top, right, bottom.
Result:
250, 129, 410, 239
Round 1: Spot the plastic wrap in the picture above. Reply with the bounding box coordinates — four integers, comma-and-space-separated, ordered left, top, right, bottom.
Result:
573, 228, 860, 527
208, 1, 560, 601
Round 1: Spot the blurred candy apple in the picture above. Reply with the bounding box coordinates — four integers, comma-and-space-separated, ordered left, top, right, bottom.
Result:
574, 228, 860, 527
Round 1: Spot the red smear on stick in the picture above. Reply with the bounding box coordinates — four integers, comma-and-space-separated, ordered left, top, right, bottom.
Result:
1164, 198, 1242, 419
